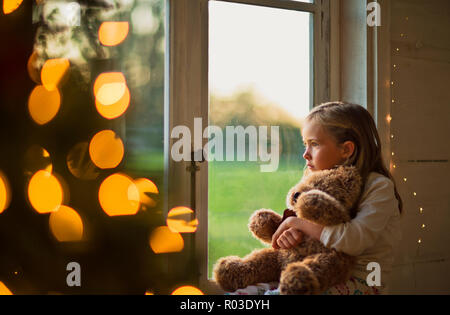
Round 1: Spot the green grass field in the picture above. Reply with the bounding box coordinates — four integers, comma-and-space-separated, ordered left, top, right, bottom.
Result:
208, 159, 304, 278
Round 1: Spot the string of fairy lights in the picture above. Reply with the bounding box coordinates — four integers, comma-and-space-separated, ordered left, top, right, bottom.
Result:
389, 14, 425, 256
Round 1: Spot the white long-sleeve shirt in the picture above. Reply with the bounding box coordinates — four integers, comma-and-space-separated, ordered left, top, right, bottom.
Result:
320, 171, 402, 293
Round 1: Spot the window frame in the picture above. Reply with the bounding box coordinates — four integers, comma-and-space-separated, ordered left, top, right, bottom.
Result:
167, 0, 330, 293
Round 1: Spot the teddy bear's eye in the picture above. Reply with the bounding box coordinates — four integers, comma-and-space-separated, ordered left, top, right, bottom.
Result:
292, 192, 300, 204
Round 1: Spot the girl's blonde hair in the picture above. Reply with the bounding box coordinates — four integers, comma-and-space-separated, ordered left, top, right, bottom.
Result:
305, 101, 403, 214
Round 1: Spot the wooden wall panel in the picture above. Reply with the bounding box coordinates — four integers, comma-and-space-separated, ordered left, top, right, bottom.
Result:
387, 0, 450, 294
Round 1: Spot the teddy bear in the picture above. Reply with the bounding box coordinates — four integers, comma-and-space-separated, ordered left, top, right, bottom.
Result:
213, 165, 363, 295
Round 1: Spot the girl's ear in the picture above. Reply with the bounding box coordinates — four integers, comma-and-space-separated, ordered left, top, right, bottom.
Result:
341, 141, 355, 159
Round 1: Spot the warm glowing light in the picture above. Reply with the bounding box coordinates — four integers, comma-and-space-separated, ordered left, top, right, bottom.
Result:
0, 171, 11, 214
28, 170, 63, 214
135, 178, 159, 210
99, 173, 140, 216
94, 72, 126, 95
24, 145, 52, 176
3, 0, 23, 14
41, 58, 70, 91
167, 207, 198, 233
95, 85, 130, 119
0, 282, 12, 295
149, 226, 184, 254
391, 134, 394, 139
145, 291, 154, 295
418, 239, 421, 244
403, 178, 407, 182
419, 207, 423, 214
93, 72, 128, 108
49, 205, 84, 242
386, 115, 392, 123
99, 22, 129, 46
393, 164, 396, 169
67, 142, 99, 180
97, 82, 126, 106
28, 85, 61, 125
27, 51, 41, 84
171, 286, 204, 295
421, 224, 425, 229
89, 130, 124, 169
413, 192, 417, 196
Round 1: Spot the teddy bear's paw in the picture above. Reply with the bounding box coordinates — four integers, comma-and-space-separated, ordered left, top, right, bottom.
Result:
295, 190, 350, 226
213, 256, 252, 292
279, 262, 321, 295
248, 209, 282, 244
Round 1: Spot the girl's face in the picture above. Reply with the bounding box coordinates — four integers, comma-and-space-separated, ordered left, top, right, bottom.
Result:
301, 120, 353, 172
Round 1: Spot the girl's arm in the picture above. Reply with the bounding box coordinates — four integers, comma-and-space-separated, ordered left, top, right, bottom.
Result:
272, 174, 399, 254
320, 175, 400, 256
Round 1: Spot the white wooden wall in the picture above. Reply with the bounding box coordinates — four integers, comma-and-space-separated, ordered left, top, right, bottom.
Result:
387, 0, 450, 294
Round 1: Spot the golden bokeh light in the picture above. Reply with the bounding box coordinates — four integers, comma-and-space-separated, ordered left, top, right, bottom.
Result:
135, 178, 159, 210
28, 170, 63, 214
167, 207, 198, 233
27, 51, 41, 84
23, 145, 52, 176
93, 72, 129, 117
149, 226, 184, 254
28, 85, 61, 125
3, 0, 23, 14
0, 171, 11, 214
41, 58, 70, 92
0, 282, 12, 295
49, 205, 84, 242
94, 72, 126, 96
98, 173, 140, 216
95, 85, 130, 119
97, 80, 126, 106
171, 286, 204, 295
67, 142, 99, 180
89, 130, 124, 169
98, 22, 129, 46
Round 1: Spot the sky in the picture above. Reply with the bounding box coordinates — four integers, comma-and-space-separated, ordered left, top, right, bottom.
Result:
209, 1, 312, 120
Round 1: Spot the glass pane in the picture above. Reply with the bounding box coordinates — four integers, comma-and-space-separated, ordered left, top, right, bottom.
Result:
208, 2, 312, 278
0, 0, 167, 293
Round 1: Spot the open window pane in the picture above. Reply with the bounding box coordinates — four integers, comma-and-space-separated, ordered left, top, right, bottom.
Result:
208, 1, 312, 278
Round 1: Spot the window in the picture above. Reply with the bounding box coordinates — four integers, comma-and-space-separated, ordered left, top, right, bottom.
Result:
208, 1, 311, 279
2, 0, 167, 293
0, 0, 330, 294
168, 0, 330, 293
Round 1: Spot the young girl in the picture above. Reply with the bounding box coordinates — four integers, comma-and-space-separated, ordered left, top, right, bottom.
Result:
271, 101, 403, 295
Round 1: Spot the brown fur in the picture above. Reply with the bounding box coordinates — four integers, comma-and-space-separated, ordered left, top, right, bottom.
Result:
213, 165, 362, 295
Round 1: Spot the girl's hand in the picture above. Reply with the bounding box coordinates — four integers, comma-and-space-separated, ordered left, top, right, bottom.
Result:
271, 216, 325, 249
274, 227, 303, 249
271, 217, 303, 249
